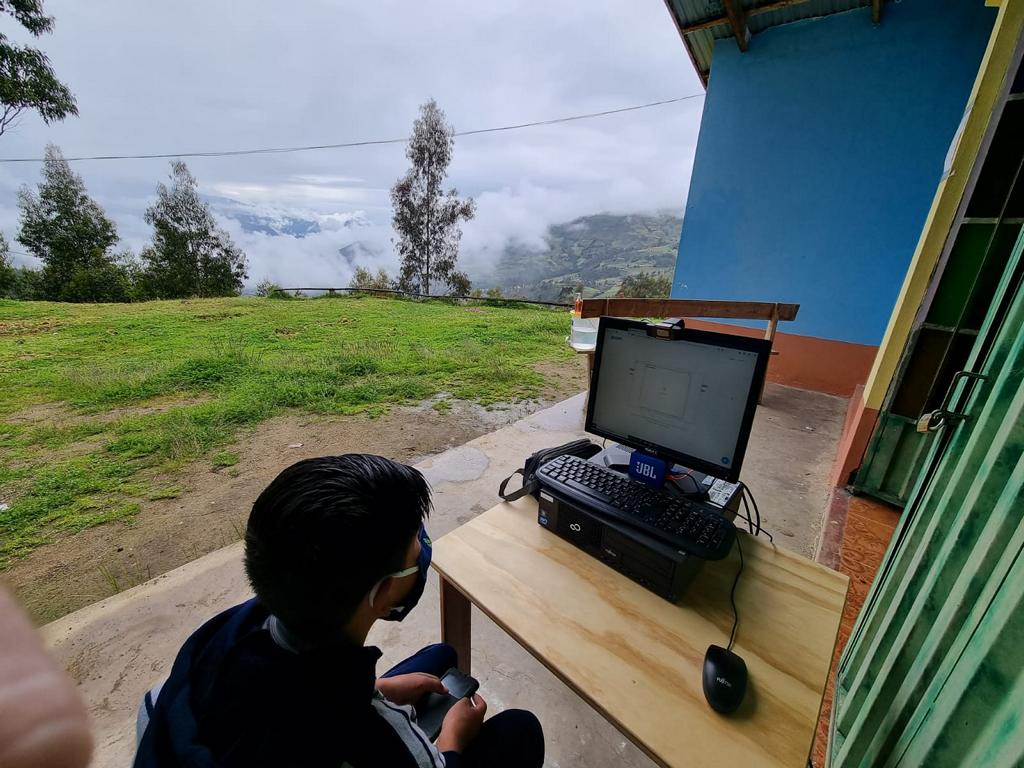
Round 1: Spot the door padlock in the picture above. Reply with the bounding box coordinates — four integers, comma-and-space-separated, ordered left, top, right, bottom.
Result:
917, 371, 988, 433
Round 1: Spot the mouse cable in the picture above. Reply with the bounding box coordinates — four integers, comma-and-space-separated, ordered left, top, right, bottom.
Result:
737, 481, 761, 533
727, 534, 744, 651
736, 482, 774, 544
738, 489, 755, 535
735, 507, 771, 542
739, 482, 763, 533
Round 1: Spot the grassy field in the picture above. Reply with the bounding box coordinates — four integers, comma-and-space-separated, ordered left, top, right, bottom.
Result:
0, 295, 575, 567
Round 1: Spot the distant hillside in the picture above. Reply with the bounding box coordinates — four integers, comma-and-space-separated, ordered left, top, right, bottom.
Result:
478, 212, 681, 301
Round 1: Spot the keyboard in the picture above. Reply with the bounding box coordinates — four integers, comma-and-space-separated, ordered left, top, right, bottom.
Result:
536, 454, 736, 560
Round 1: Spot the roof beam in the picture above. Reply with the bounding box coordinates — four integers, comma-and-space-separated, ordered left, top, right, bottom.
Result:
722, 0, 751, 51
678, 0, 814, 35
662, 0, 711, 86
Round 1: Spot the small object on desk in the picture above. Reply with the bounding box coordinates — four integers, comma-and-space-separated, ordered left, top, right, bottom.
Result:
628, 450, 668, 487
702, 644, 748, 714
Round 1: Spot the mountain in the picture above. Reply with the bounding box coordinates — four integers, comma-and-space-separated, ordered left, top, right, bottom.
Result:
338, 240, 383, 267
208, 196, 321, 238
476, 212, 681, 301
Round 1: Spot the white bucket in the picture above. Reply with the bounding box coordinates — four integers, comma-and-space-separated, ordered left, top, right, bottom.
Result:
568, 317, 599, 351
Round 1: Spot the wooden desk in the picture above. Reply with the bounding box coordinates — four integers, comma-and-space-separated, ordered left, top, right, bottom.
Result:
432, 498, 848, 768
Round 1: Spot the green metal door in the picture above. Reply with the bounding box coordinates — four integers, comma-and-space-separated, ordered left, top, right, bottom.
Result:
854, 64, 1024, 506
829, 223, 1024, 765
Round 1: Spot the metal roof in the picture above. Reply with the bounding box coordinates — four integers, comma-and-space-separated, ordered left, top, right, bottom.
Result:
664, 0, 879, 85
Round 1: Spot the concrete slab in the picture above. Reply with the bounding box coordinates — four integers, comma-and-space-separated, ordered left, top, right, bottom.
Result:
41, 384, 846, 768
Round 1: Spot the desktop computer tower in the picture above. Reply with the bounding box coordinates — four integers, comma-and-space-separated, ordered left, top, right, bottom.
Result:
538, 490, 706, 602
536, 448, 743, 602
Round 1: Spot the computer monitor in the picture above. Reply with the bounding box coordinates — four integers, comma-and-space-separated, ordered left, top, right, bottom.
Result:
585, 317, 771, 483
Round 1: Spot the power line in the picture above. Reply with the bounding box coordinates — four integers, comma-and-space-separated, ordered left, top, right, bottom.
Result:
0, 94, 704, 164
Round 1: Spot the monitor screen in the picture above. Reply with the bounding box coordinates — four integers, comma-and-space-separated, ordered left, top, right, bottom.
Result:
585, 317, 771, 482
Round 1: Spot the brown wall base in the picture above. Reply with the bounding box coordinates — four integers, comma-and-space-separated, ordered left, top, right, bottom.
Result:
684, 320, 878, 398
831, 388, 880, 488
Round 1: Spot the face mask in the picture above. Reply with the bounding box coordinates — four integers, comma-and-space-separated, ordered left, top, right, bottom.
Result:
368, 527, 432, 622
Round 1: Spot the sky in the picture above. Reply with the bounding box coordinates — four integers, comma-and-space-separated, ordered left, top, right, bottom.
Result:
0, 0, 705, 288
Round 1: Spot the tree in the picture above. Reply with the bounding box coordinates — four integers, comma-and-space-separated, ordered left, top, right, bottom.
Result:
141, 161, 248, 298
391, 99, 475, 296
0, 232, 12, 295
349, 266, 392, 293
62, 259, 131, 303
0, 0, 77, 137
617, 272, 672, 299
0, 233, 43, 300
254, 278, 281, 297
17, 144, 119, 300
446, 270, 471, 297
5, 266, 42, 299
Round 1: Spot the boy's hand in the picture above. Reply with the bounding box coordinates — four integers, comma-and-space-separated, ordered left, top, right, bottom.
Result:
436, 694, 487, 754
376, 673, 447, 705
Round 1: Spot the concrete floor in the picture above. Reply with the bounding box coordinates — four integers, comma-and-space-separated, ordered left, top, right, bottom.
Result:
41, 384, 846, 768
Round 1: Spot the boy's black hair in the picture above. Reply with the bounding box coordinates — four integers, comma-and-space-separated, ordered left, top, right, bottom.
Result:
244, 454, 431, 643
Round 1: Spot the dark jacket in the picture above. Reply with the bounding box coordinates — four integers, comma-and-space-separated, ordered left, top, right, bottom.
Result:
133, 599, 458, 768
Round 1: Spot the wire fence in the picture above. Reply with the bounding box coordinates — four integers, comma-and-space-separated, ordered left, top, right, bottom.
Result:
270, 286, 572, 308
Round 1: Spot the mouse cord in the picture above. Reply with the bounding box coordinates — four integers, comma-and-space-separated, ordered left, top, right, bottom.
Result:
735, 482, 774, 544
727, 534, 744, 651
738, 487, 755, 534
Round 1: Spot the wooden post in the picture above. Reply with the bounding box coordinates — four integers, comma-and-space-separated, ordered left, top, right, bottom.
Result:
764, 303, 780, 343
440, 576, 472, 673
759, 303, 781, 404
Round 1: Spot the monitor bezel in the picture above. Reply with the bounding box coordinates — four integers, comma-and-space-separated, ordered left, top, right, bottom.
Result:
584, 316, 772, 483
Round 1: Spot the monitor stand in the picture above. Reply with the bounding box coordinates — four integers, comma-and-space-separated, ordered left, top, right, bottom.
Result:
587, 443, 743, 514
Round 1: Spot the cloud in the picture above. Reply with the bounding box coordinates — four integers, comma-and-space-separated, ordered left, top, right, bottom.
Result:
0, 0, 704, 289
211, 179, 390, 209
223, 218, 398, 290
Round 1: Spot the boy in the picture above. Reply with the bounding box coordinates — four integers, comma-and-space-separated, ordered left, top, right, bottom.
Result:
134, 454, 544, 767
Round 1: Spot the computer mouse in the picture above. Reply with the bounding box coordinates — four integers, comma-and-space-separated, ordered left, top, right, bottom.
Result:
702, 644, 747, 714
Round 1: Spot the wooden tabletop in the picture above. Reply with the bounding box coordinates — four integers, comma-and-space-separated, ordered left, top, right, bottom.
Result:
431, 498, 849, 768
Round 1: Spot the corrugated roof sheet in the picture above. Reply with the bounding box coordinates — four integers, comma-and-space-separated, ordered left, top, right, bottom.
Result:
666, 0, 877, 84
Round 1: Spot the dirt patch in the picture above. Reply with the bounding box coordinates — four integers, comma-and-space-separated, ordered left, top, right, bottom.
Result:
532, 357, 589, 399
5, 393, 212, 427
1, 355, 586, 624
0, 318, 67, 336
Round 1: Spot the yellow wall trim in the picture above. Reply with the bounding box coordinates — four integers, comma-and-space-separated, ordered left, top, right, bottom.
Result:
863, 0, 1024, 410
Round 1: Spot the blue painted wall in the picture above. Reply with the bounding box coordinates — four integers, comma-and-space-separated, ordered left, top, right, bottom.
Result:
671, 0, 994, 345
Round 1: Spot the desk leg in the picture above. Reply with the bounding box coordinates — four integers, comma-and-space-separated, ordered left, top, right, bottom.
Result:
440, 577, 472, 674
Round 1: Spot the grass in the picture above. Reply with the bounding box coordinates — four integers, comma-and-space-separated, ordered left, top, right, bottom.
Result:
0, 295, 575, 566
211, 450, 240, 468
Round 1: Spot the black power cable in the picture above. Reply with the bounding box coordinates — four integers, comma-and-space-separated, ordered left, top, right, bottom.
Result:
737, 481, 773, 543
723, 481, 774, 653
727, 534, 744, 651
